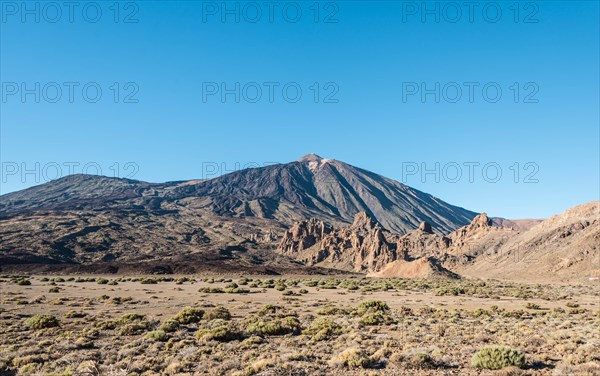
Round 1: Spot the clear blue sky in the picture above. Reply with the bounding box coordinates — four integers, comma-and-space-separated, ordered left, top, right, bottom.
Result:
1, 1, 598, 219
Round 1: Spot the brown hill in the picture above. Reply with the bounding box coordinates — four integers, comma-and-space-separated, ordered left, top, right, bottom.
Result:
454, 202, 600, 283
368, 257, 460, 279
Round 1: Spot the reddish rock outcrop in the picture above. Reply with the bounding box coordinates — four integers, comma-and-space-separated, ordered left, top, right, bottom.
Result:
277, 212, 399, 272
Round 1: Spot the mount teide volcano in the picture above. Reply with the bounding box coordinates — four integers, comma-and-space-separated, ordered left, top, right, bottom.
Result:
167, 154, 477, 234
0, 154, 477, 271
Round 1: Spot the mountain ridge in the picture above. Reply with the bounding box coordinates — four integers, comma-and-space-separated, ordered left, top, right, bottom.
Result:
3, 154, 593, 281
0, 155, 477, 234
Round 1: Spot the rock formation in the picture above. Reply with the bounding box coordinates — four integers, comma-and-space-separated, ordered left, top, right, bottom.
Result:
278, 212, 399, 272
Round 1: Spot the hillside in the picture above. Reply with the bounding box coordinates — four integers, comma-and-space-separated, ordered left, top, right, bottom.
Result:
0, 154, 477, 270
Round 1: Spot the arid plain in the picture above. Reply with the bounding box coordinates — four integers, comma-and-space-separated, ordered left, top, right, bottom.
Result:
1, 274, 598, 375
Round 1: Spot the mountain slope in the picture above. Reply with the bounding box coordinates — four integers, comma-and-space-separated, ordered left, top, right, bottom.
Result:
0, 175, 172, 215
0, 154, 477, 269
164, 154, 477, 234
0, 154, 477, 234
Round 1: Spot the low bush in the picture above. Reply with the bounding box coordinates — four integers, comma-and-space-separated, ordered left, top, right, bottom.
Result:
159, 319, 180, 333
329, 348, 372, 368
145, 330, 167, 341
206, 306, 231, 320
173, 307, 204, 324
242, 305, 301, 336
355, 300, 389, 316
16, 278, 31, 286
303, 317, 341, 341
25, 314, 60, 330
471, 346, 525, 370
196, 319, 243, 342
119, 322, 151, 335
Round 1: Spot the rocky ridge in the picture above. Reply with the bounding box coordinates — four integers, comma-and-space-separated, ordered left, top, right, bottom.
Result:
277, 202, 599, 282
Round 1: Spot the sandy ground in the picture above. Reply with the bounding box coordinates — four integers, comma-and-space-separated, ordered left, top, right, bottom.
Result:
2, 276, 599, 319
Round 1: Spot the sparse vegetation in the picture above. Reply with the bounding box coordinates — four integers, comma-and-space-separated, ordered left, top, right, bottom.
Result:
1, 275, 597, 375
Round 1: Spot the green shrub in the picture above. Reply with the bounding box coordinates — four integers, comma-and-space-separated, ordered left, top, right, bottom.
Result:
174, 307, 204, 324
16, 278, 31, 286
96, 278, 109, 285
354, 300, 393, 326
329, 348, 372, 368
159, 319, 180, 333
196, 319, 243, 342
472, 308, 490, 317
245, 316, 301, 336
242, 306, 301, 336
409, 352, 435, 368
25, 314, 60, 329
117, 313, 145, 324
359, 312, 386, 326
119, 322, 150, 335
471, 346, 525, 370
65, 310, 87, 318
317, 307, 344, 315
223, 287, 250, 294
206, 306, 231, 320
112, 313, 151, 335
257, 305, 279, 315
501, 309, 525, 318
303, 317, 341, 341
198, 287, 224, 293
435, 287, 465, 296
355, 300, 389, 316
145, 330, 167, 341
